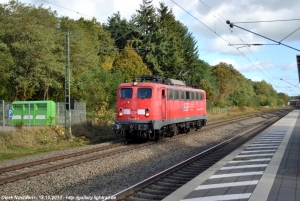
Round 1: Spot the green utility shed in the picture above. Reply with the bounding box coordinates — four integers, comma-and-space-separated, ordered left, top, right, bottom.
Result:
11, 100, 56, 126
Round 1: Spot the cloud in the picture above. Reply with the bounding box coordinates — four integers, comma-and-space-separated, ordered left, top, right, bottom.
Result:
210, 58, 240, 68
251, 76, 263, 82
239, 60, 276, 75
201, 32, 264, 55
282, 61, 297, 70
179, 0, 300, 44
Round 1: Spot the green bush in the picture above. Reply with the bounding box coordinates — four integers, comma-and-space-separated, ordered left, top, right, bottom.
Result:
14, 121, 24, 130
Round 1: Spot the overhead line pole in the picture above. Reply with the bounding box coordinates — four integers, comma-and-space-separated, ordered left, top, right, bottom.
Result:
65, 32, 72, 139
62, 29, 136, 140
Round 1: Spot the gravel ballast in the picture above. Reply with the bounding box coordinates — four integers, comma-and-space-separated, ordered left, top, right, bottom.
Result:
0, 114, 275, 200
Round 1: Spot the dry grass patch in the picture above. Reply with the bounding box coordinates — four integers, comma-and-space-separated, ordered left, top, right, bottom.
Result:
0, 126, 87, 162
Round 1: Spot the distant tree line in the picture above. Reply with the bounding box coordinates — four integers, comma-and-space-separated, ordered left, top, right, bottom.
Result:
0, 0, 289, 121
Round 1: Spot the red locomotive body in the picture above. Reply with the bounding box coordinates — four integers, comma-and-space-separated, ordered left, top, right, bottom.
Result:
112, 76, 207, 140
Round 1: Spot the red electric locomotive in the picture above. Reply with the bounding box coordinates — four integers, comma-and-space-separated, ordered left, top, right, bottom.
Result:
111, 76, 207, 141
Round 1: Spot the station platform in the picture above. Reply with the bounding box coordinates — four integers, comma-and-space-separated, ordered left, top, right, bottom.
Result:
163, 110, 300, 201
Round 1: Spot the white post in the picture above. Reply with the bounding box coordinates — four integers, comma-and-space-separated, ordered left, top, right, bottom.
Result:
2, 100, 4, 131
28, 102, 30, 127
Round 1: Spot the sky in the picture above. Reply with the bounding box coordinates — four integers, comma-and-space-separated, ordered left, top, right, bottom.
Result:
1, 0, 300, 96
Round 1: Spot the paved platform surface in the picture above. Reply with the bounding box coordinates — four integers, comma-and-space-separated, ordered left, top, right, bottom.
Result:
163, 110, 300, 201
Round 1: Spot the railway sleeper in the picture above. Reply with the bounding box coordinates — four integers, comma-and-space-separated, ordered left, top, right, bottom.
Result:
173, 172, 199, 178
185, 164, 205, 168
136, 192, 165, 200
156, 181, 182, 188
177, 169, 199, 174
143, 188, 170, 195
167, 175, 193, 182
150, 184, 174, 191
190, 161, 210, 165
128, 196, 160, 201
161, 178, 186, 184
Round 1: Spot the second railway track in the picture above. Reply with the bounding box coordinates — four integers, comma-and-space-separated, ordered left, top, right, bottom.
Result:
111, 110, 290, 201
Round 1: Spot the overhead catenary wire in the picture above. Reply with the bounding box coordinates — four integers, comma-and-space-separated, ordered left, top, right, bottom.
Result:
21, 0, 299, 93
280, 26, 300, 42
170, 0, 228, 44
280, 78, 300, 90
171, 0, 276, 85
231, 28, 276, 82
227, 22, 300, 52
197, 1, 288, 84
199, 2, 299, 59
232, 19, 300, 24
41, 0, 105, 21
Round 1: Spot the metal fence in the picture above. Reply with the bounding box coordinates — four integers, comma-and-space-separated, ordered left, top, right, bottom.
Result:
207, 107, 232, 114
0, 101, 13, 131
56, 102, 86, 125
0, 100, 86, 131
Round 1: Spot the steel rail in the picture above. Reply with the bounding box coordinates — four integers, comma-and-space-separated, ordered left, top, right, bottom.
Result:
0, 112, 260, 174
0, 141, 126, 174
0, 109, 288, 185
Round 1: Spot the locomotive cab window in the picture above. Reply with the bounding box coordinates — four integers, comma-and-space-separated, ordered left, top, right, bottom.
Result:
120, 88, 133, 98
180, 90, 185, 100
168, 89, 174, 100
174, 90, 180, 100
191, 91, 195, 100
200, 92, 204, 100
138, 88, 152, 99
198, 92, 203, 100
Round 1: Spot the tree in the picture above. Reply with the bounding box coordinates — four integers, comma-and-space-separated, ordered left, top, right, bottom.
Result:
112, 44, 152, 82
277, 92, 289, 106
211, 62, 256, 107
0, 42, 14, 100
0, 0, 60, 100
253, 80, 278, 106
104, 12, 136, 50
58, 16, 118, 102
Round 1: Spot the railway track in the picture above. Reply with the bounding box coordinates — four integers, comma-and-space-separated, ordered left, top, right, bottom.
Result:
0, 109, 288, 186
110, 110, 290, 201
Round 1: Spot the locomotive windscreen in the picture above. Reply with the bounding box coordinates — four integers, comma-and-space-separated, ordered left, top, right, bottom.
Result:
137, 88, 152, 99
120, 88, 132, 98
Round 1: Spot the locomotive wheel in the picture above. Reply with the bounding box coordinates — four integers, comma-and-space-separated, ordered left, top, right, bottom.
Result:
184, 127, 190, 133
173, 125, 179, 136
154, 130, 161, 141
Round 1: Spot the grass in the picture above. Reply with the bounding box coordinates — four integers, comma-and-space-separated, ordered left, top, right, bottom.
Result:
207, 106, 279, 122
0, 106, 287, 162
0, 123, 118, 162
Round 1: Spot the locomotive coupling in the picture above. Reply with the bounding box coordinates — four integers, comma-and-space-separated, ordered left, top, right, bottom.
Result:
111, 123, 121, 130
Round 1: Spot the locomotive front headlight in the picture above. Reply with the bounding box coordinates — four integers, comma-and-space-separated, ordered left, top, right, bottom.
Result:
145, 108, 150, 117
119, 108, 123, 116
